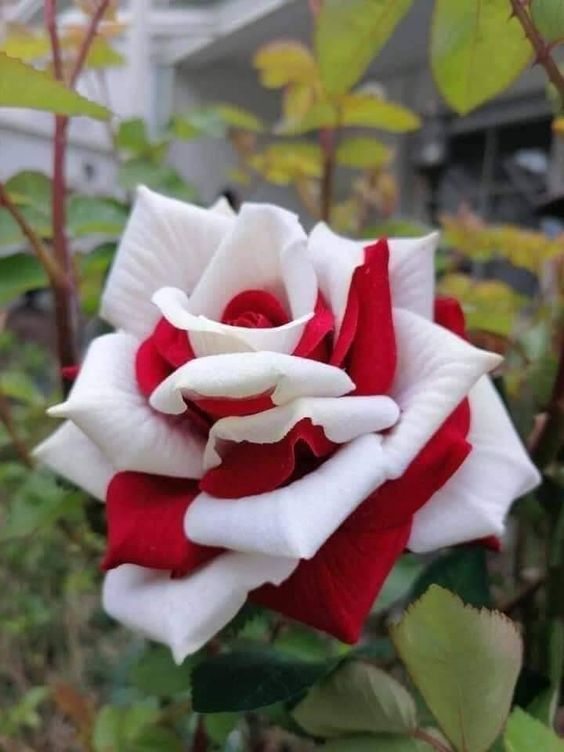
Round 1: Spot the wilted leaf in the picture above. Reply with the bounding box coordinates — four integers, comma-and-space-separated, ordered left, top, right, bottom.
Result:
531, 0, 564, 44
391, 585, 522, 752
315, 0, 414, 94
336, 136, 392, 168
504, 708, 564, 751
293, 661, 417, 737
431, 0, 531, 114
254, 41, 318, 88
0, 52, 109, 119
191, 647, 333, 713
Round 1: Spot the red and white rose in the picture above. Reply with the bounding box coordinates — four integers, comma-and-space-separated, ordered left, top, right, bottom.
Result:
36, 188, 540, 662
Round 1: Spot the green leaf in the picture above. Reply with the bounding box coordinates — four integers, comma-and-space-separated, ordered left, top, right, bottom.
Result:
254, 41, 319, 88
323, 736, 430, 752
129, 645, 193, 697
409, 547, 493, 609
0, 52, 109, 120
191, 647, 333, 713
293, 661, 417, 737
213, 103, 264, 133
5, 171, 51, 210
67, 196, 128, 237
129, 727, 182, 752
118, 158, 198, 202
337, 136, 392, 169
504, 708, 564, 751
115, 118, 151, 154
431, 0, 531, 115
0, 254, 46, 306
531, 0, 564, 44
315, 0, 414, 94
373, 554, 425, 614
204, 713, 239, 745
249, 141, 323, 184
391, 586, 522, 752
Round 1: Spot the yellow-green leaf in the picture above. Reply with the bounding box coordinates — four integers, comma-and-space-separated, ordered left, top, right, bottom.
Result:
391, 586, 522, 752
292, 661, 417, 738
0, 52, 109, 120
214, 104, 264, 133
531, 0, 564, 44
336, 136, 392, 168
431, 0, 531, 115
249, 141, 323, 184
0, 27, 51, 61
253, 41, 319, 88
341, 93, 420, 131
315, 0, 414, 94
504, 708, 564, 751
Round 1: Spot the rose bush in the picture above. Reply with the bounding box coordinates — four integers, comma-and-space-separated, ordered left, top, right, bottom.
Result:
35, 187, 539, 662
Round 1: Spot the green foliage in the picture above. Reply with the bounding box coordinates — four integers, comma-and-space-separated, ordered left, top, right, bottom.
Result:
323, 735, 430, 751
336, 136, 392, 168
0, 254, 46, 306
531, 0, 564, 44
315, 0, 414, 94
504, 708, 564, 751
191, 647, 334, 712
391, 586, 523, 752
254, 41, 319, 88
0, 51, 109, 119
431, 0, 531, 114
409, 546, 493, 609
117, 159, 198, 202
293, 661, 417, 737
67, 196, 128, 238
128, 645, 193, 697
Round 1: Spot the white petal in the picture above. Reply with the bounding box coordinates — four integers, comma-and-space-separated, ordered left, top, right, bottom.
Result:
101, 187, 234, 339
103, 553, 298, 663
308, 223, 439, 326
383, 309, 502, 479
186, 433, 386, 559
48, 333, 205, 478
149, 351, 354, 415
308, 222, 364, 329
408, 376, 541, 552
388, 232, 439, 319
33, 421, 114, 501
209, 196, 236, 217
204, 395, 400, 470
153, 286, 313, 357
188, 203, 315, 321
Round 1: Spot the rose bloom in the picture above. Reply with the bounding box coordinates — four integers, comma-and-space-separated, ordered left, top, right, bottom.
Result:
36, 188, 539, 662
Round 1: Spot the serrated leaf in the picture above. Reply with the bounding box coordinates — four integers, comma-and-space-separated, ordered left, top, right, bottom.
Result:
409, 546, 493, 609
253, 41, 318, 88
0, 254, 46, 306
391, 586, 522, 752
532, 0, 564, 44
315, 0, 414, 94
336, 136, 392, 169
431, 0, 531, 115
0, 52, 109, 119
293, 661, 417, 738
504, 708, 564, 751
191, 647, 333, 713
324, 735, 430, 752
129, 645, 193, 697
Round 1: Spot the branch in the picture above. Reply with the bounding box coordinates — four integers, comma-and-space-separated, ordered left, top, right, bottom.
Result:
44, 0, 63, 81
0, 182, 68, 289
69, 0, 112, 88
509, 0, 564, 105
0, 391, 34, 469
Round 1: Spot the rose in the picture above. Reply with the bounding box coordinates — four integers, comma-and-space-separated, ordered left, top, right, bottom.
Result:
36, 188, 540, 662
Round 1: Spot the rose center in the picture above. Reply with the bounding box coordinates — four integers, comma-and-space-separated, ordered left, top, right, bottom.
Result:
221, 289, 289, 329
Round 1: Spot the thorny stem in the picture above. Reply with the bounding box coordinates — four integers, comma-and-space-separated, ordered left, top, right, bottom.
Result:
509, 0, 564, 107
0, 392, 34, 469
413, 728, 452, 752
43, 0, 112, 395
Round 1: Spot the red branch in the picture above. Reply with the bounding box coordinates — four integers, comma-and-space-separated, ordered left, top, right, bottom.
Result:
69, 0, 112, 87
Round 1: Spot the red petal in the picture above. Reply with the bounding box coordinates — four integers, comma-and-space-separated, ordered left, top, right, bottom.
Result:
293, 294, 334, 362
103, 472, 219, 576
331, 241, 396, 395
153, 317, 196, 369
252, 522, 411, 643
200, 418, 335, 498
435, 296, 467, 339
222, 289, 289, 328
135, 336, 172, 399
